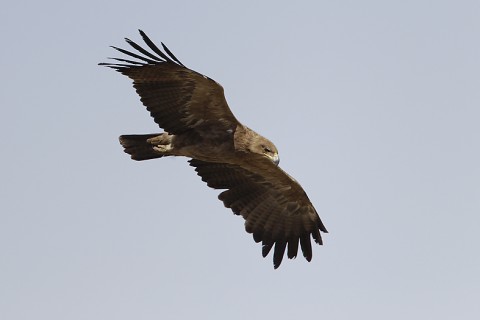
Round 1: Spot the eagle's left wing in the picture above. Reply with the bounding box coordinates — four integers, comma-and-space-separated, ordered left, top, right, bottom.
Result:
189, 158, 327, 269
100, 30, 240, 137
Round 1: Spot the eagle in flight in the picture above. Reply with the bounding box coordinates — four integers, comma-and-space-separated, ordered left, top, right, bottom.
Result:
100, 30, 328, 268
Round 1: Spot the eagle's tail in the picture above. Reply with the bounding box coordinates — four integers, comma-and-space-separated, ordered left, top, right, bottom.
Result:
119, 133, 171, 161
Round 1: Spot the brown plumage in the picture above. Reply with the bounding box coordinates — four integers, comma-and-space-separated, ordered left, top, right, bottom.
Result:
100, 30, 327, 268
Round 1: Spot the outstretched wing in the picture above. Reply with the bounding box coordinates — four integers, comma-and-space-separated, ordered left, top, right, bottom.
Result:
100, 30, 240, 136
189, 158, 328, 269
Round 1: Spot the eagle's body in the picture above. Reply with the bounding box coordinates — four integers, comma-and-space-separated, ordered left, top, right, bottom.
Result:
101, 30, 327, 268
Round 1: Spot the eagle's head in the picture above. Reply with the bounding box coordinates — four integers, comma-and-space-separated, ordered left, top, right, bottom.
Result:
255, 138, 279, 165
235, 127, 280, 165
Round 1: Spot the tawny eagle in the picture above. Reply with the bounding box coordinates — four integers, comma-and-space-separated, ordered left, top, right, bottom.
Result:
100, 30, 327, 268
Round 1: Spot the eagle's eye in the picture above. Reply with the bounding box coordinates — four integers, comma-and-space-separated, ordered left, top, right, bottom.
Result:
262, 145, 272, 153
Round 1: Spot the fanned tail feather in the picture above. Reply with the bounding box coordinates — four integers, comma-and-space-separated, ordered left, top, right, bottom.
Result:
119, 134, 165, 161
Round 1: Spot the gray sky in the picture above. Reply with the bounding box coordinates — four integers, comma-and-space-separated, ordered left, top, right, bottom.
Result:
2, 1, 479, 319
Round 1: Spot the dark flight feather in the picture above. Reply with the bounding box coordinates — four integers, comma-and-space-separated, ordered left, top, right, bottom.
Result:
125, 38, 163, 62
138, 29, 179, 65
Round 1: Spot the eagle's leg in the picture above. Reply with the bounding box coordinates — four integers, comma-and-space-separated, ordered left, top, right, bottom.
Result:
152, 144, 172, 153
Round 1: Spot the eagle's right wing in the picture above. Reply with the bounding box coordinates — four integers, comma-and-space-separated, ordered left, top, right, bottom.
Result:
189, 158, 327, 269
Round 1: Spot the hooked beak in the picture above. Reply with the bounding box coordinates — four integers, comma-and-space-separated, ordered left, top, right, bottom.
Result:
272, 153, 280, 166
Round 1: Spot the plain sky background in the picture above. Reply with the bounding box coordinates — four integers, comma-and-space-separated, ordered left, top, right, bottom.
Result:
1, 1, 479, 319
